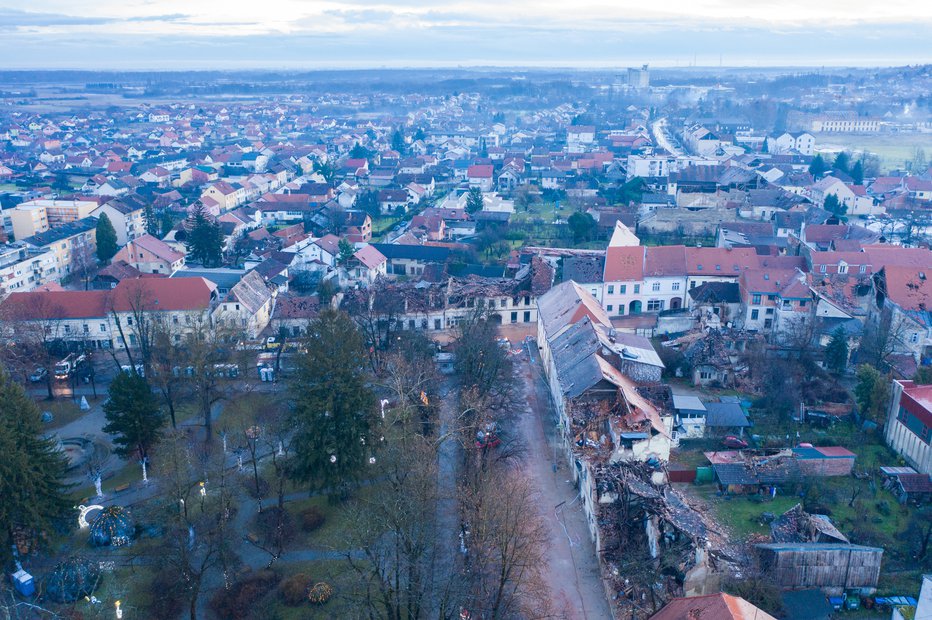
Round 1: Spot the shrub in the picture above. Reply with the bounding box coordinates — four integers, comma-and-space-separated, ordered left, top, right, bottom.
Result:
148, 568, 185, 620
255, 507, 295, 546
308, 582, 333, 605
299, 507, 326, 532
242, 476, 270, 499
279, 573, 312, 607
209, 570, 280, 619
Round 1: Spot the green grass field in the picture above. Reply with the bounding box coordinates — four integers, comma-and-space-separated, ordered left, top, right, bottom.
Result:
816, 132, 932, 173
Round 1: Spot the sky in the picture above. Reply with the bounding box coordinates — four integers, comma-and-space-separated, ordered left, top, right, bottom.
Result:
1, 0, 931, 69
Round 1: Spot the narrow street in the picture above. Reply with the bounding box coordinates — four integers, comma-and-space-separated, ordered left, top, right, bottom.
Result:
436, 378, 462, 612
516, 345, 612, 619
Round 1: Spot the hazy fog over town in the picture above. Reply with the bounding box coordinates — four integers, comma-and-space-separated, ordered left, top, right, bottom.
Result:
0, 1, 931, 619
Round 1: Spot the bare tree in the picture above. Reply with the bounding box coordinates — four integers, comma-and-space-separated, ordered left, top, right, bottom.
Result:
346, 434, 463, 619
155, 430, 237, 620
459, 471, 550, 620
0, 294, 66, 399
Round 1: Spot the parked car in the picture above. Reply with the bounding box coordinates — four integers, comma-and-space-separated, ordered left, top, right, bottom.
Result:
722, 435, 748, 449
29, 367, 47, 382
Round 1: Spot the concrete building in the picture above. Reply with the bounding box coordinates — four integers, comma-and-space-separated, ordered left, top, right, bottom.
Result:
885, 380, 932, 475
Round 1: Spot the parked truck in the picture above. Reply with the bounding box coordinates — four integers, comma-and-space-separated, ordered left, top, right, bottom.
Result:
54, 353, 86, 380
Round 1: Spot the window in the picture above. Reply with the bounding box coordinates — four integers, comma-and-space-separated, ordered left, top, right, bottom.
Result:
126, 317, 133, 326
608, 285, 614, 295
633, 284, 640, 294
523, 311, 531, 322
752, 294, 762, 305
647, 299, 664, 312
434, 319, 442, 330
782, 300, 792, 309
766, 308, 774, 315
910, 333, 920, 344
408, 320, 415, 330
859, 265, 867, 274
696, 264, 703, 271
511, 312, 518, 323
764, 318, 773, 328
620, 285, 627, 294
838, 264, 848, 274
700, 370, 712, 380
767, 295, 776, 301
99, 323, 107, 332
64, 324, 71, 333
672, 282, 680, 291
799, 300, 807, 307
83, 324, 89, 333
751, 309, 759, 320
820, 264, 826, 273
524, 296, 530, 306
652, 282, 661, 292
607, 305, 613, 312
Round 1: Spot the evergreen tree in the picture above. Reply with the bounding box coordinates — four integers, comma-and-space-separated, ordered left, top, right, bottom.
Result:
357, 190, 381, 218
102, 371, 165, 462
854, 365, 890, 424
824, 326, 849, 375
143, 204, 159, 236
0, 368, 71, 563
391, 129, 406, 155
850, 160, 865, 185
465, 187, 484, 214
159, 210, 175, 237
808, 154, 828, 178
288, 309, 377, 500
184, 203, 224, 267
568, 211, 597, 243
833, 151, 851, 174
823, 193, 846, 217
349, 143, 369, 160
95, 213, 119, 262
338, 238, 355, 264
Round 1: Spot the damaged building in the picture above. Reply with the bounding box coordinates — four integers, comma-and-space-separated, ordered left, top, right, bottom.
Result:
596, 461, 735, 616
340, 255, 554, 333
537, 282, 731, 616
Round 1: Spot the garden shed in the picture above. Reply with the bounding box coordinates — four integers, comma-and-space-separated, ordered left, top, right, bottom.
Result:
756, 543, 883, 594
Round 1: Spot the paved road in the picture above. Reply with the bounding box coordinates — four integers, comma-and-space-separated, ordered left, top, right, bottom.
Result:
650, 117, 685, 157
518, 347, 613, 619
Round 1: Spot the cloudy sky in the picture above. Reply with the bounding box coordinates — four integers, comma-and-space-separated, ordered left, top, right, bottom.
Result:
1, 0, 930, 69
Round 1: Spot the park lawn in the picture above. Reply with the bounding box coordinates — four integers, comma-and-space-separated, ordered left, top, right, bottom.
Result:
264, 559, 367, 620
285, 481, 387, 550
70, 460, 143, 501
40, 397, 95, 429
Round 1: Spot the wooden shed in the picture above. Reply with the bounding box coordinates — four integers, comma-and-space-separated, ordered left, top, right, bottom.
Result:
756, 543, 883, 594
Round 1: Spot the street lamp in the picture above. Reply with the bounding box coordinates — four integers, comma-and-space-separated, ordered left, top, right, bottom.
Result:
114, 600, 123, 619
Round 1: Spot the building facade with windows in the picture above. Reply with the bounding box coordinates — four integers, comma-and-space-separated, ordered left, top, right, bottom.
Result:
885, 380, 932, 475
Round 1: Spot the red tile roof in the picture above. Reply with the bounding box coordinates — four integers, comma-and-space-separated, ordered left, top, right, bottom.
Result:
1, 277, 215, 320
880, 265, 932, 311
467, 164, 493, 178
604, 246, 645, 281
644, 245, 686, 277
685, 247, 758, 276
649, 593, 777, 620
